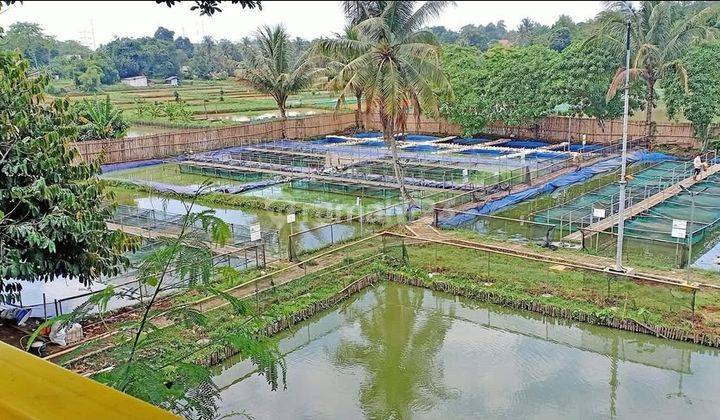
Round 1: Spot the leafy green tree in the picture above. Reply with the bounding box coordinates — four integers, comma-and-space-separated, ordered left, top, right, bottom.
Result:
341, 0, 386, 25
73, 96, 129, 140
318, 1, 453, 201
238, 25, 316, 135
594, 1, 719, 133
317, 26, 367, 129
426, 26, 459, 44
1, 22, 58, 68
0, 50, 129, 298
188, 37, 216, 79
439, 44, 486, 135
664, 41, 720, 148
77, 64, 102, 92
477, 45, 558, 127
153, 26, 175, 42
513, 18, 549, 46
458, 24, 490, 49
552, 40, 642, 120
174, 36, 195, 58
101, 37, 180, 78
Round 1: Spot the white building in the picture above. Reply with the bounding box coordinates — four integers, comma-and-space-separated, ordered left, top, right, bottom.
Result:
165, 76, 179, 86
120, 75, 149, 87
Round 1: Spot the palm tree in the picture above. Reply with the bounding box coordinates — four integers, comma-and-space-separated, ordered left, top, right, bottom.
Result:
342, 1, 387, 25
319, 26, 367, 130
318, 1, 453, 201
237, 25, 317, 137
596, 1, 718, 135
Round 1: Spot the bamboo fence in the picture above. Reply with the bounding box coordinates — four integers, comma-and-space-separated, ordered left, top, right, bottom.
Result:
73, 112, 716, 164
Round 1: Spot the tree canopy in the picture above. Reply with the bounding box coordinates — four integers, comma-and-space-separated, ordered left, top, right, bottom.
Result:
664, 41, 720, 148
0, 50, 129, 297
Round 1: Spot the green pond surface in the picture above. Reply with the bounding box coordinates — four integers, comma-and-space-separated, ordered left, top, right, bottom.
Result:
106, 163, 402, 212
241, 183, 402, 212
211, 282, 720, 419
129, 195, 364, 257
104, 163, 247, 188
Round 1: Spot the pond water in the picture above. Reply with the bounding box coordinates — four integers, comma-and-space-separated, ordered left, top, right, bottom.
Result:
241, 183, 400, 212
126, 125, 176, 137
197, 108, 327, 122
132, 196, 363, 258
211, 282, 720, 419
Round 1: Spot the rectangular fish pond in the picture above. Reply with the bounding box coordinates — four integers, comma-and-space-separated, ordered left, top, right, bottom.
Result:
210, 282, 720, 419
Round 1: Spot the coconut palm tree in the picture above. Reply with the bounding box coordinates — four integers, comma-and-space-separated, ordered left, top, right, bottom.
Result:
318, 1, 454, 201
237, 25, 317, 137
319, 26, 367, 130
342, 1, 387, 25
595, 1, 718, 135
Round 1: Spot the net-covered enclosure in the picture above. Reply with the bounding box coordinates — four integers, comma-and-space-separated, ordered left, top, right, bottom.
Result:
289, 179, 402, 199
111, 205, 281, 258
230, 149, 326, 169
179, 163, 269, 182
623, 172, 720, 246
532, 161, 691, 234
346, 161, 499, 185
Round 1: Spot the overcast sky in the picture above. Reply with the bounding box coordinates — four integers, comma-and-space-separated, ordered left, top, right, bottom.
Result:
1, 1, 604, 48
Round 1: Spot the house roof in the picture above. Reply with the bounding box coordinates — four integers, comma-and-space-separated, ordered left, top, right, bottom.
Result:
165, 76, 178, 81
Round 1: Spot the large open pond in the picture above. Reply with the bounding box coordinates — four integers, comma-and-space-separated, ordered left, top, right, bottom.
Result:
212, 282, 720, 419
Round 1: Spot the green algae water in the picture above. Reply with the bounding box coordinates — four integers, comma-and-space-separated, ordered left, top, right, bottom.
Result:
211, 282, 720, 419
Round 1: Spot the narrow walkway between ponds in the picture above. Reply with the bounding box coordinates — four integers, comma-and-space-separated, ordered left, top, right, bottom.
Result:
564, 162, 720, 243
184, 160, 450, 192
404, 217, 719, 289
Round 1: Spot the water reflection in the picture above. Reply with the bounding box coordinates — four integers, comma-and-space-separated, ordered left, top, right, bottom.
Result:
332, 284, 457, 419
209, 283, 720, 419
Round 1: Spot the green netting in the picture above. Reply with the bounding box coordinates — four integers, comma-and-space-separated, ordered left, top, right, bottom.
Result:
290, 179, 401, 199
349, 161, 499, 184
230, 150, 325, 168
623, 175, 720, 245
532, 161, 692, 232
179, 163, 268, 182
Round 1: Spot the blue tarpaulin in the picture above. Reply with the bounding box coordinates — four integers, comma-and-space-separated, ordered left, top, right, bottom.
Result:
102, 159, 164, 173
496, 140, 550, 149
440, 151, 675, 227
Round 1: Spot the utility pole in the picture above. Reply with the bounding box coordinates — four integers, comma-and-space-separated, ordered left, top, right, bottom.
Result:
614, 21, 632, 272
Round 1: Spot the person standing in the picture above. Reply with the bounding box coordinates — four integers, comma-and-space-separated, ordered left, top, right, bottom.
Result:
693, 154, 704, 181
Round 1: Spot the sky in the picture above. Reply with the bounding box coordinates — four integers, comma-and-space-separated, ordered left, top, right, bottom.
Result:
1, 1, 604, 48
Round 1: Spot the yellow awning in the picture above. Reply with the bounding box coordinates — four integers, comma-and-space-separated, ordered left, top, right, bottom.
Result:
0, 341, 178, 419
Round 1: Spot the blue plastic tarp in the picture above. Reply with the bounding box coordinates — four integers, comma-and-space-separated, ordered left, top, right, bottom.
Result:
102, 159, 164, 173
496, 140, 550, 149
440, 150, 676, 227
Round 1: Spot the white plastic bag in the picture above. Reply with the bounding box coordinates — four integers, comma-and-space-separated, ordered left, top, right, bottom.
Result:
48, 322, 67, 347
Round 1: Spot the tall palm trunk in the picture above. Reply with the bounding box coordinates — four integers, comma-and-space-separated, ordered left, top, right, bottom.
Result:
381, 116, 413, 203
355, 90, 363, 130
644, 75, 656, 138
278, 100, 287, 138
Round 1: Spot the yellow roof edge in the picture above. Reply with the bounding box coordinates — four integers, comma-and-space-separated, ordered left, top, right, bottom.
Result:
0, 341, 179, 419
